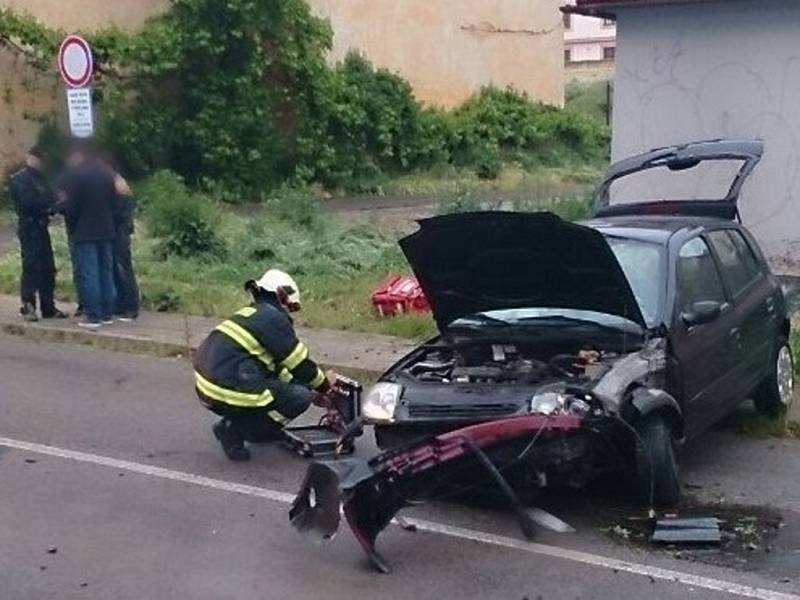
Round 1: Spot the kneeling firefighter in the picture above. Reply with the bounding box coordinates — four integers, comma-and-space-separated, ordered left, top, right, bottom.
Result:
193, 270, 334, 461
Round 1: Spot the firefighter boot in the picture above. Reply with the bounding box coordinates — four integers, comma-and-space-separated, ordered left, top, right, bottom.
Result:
212, 419, 251, 462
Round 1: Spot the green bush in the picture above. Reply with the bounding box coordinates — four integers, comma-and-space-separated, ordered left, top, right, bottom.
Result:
566, 79, 612, 124
298, 53, 450, 186
263, 185, 322, 231
449, 87, 610, 166
138, 171, 226, 259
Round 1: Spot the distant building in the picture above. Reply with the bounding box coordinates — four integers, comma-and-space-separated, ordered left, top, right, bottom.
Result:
563, 0, 615, 82
566, 0, 800, 272
0, 0, 565, 174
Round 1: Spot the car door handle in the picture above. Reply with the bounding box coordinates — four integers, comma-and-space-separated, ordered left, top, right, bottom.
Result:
729, 328, 742, 344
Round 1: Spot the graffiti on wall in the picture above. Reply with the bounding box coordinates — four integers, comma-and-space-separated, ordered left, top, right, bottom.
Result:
615, 32, 800, 269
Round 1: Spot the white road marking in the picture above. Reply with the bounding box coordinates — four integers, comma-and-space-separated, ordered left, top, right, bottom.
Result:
0, 436, 797, 600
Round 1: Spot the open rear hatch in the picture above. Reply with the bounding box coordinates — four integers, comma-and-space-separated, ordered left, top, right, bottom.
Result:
593, 139, 764, 220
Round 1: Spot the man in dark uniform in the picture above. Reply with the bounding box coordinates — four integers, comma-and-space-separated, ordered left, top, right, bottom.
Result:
9, 146, 66, 322
193, 270, 335, 461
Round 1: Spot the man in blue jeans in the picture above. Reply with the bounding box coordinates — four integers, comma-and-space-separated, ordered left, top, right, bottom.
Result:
58, 147, 88, 316
57, 147, 119, 329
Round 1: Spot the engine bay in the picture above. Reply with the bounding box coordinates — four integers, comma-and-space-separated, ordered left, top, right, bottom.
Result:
401, 339, 621, 386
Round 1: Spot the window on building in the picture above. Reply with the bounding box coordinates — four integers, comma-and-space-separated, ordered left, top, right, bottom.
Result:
564, 49, 572, 64
603, 46, 616, 61
563, 13, 572, 29
707, 230, 762, 297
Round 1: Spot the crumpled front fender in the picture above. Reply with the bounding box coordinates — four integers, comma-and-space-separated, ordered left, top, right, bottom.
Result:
592, 337, 667, 413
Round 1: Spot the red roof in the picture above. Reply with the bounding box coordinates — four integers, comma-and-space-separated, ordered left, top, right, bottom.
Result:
562, 0, 717, 18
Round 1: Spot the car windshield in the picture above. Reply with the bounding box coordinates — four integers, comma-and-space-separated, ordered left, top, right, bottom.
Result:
606, 236, 664, 327
451, 236, 664, 330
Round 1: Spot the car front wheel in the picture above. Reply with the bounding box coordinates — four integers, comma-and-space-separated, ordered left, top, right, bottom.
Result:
634, 415, 681, 507
753, 343, 795, 417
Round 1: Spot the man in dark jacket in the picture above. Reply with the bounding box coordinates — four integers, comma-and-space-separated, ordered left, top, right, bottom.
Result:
193, 270, 334, 461
58, 148, 119, 328
99, 153, 139, 321
9, 146, 66, 321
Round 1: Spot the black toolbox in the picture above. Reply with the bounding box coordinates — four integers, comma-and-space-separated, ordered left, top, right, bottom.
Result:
283, 376, 362, 458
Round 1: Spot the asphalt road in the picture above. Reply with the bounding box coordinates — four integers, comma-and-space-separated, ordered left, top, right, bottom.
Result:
0, 336, 798, 600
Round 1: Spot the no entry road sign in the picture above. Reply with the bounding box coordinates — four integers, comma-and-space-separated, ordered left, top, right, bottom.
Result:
58, 35, 94, 88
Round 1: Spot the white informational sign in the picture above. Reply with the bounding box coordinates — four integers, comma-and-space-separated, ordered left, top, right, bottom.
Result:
66, 87, 94, 138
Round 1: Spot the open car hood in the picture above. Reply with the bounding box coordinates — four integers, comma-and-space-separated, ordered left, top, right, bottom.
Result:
594, 139, 764, 219
399, 212, 646, 330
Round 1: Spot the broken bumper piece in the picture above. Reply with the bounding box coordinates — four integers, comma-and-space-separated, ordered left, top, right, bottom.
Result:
290, 414, 581, 573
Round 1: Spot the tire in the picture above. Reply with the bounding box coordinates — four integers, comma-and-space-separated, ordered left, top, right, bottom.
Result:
753, 343, 795, 418
634, 415, 681, 507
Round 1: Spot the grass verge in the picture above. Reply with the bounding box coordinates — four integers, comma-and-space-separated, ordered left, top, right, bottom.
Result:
0, 168, 600, 340
727, 410, 800, 439
0, 210, 440, 340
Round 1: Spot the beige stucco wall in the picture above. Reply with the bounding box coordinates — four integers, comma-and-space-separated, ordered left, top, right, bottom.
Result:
0, 0, 168, 30
309, 0, 564, 108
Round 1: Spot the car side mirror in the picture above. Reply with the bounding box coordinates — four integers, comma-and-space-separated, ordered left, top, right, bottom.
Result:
682, 301, 722, 327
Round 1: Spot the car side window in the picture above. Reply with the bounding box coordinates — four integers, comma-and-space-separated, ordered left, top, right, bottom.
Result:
728, 230, 763, 278
676, 238, 727, 314
707, 230, 760, 296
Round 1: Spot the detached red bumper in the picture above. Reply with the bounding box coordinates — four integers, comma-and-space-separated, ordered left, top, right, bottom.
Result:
290, 413, 583, 573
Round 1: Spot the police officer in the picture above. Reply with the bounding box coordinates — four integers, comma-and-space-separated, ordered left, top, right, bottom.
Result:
194, 269, 335, 461
9, 146, 66, 322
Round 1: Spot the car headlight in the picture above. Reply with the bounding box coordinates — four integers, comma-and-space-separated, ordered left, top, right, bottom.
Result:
530, 391, 567, 416
530, 384, 593, 417
362, 382, 402, 423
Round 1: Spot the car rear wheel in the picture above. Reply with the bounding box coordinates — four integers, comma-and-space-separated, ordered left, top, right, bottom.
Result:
753, 343, 794, 418
634, 415, 681, 507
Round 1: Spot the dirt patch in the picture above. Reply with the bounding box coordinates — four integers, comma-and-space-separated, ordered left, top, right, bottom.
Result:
420, 475, 795, 579
600, 501, 784, 572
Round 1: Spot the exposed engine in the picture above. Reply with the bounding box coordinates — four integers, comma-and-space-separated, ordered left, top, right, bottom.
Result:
402, 341, 617, 386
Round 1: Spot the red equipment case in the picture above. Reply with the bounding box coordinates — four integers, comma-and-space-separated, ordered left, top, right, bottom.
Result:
371, 275, 429, 317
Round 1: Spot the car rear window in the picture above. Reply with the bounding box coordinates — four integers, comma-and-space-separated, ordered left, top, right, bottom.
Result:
609, 159, 745, 205
707, 230, 761, 297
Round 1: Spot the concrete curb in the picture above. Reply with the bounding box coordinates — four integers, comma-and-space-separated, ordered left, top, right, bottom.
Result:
0, 321, 190, 358
0, 320, 385, 382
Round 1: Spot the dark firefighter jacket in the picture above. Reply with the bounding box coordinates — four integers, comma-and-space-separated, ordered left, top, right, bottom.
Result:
10, 167, 54, 226
193, 297, 328, 422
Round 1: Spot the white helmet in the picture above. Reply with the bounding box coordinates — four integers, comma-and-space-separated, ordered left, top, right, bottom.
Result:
254, 269, 301, 307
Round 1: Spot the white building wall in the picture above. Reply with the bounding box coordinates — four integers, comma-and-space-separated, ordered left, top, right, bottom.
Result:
612, 0, 800, 272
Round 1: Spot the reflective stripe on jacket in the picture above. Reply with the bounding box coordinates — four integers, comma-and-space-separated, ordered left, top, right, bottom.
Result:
193, 298, 327, 409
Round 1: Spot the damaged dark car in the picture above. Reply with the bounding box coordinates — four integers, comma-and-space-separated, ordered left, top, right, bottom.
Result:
361, 139, 794, 507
